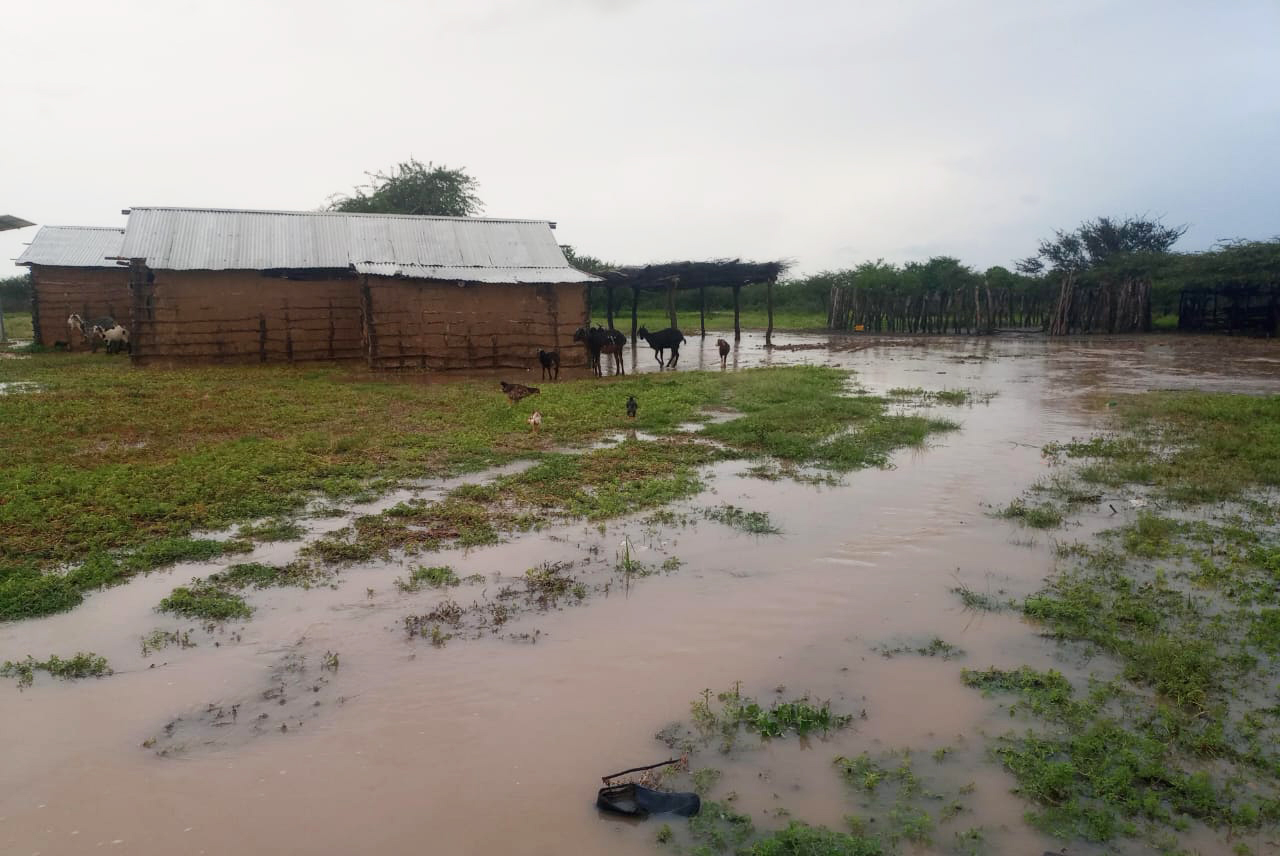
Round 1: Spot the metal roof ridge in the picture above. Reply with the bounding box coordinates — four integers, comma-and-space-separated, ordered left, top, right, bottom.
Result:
125, 206, 553, 224
39, 225, 125, 232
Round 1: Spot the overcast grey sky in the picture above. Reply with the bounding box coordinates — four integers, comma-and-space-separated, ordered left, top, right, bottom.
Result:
3, 0, 1277, 277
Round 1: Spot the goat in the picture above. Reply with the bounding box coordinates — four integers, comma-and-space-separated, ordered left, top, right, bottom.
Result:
573, 326, 602, 376
635, 326, 687, 368
91, 323, 130, 355
716, 338, 731, 369
574, 326, 626, 377
597, 328, 626, 376
537, 349, 560, 381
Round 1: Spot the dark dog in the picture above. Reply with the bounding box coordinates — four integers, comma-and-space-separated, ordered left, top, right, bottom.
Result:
716, 338, 731, 368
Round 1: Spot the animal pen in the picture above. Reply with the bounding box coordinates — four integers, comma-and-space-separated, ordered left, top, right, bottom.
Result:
1177, 284, 1280, 336
16, 225, 129, 348
827, 277, 1052, 334
591, 260, 787, 343
111, 207, 598, 368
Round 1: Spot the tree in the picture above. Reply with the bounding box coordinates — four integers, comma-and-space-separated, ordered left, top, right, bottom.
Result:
1024, 216, 1186, 334
328, 158, 482, 217
560, 245, 612, 274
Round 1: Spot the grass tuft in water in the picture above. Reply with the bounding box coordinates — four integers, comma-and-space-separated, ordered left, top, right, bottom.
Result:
1, 652, 112, 689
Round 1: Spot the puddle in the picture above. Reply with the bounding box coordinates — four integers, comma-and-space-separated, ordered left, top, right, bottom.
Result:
2, 334, 1279, 855
0, 380, 41, 393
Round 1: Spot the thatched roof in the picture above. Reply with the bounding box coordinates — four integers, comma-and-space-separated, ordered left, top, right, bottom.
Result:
595, 259, 787, 289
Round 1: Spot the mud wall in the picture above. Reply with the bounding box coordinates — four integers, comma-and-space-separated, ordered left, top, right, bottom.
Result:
31, 265, 131, 348
131, 270, 365, 363
365, 278, 589, 370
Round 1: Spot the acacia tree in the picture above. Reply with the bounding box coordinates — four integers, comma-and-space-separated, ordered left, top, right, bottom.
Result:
1021, 216, 1185, 334
328, 158, 482, 216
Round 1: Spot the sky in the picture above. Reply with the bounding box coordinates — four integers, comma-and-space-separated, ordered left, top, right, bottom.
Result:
2, 0, 1277, 278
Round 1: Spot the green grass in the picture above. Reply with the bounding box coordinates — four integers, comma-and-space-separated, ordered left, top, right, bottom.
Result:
1, 312, 33, 341
1, 652, 112, 688
967, 391, 1280, 849
996, 498, 1065, 529
702, 504, 782, 535
237, 517, 305, 542
1046, 392, 1280, 504
157, 583, 252, 621
0, 360, 956, 619
395, 565, 459, 592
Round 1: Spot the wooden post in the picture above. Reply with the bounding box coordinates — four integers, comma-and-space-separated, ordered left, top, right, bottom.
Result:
605, 284, 615, 329
360, 276, 377, 369
765, 280, 774, 346
127, 260, 149, 363
699, 285, 706, 336
631, 286, 639, 339
667, 276, 678, 329
586, 284, 593, 326
733, 284, 742, 341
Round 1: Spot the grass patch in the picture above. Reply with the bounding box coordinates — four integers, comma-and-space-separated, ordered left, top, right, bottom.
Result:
996, 498, 1065, 529
1, 362, 956, 618
1, 652, 112, 689
969, 391, 1280, 850
237, 517, 305, 542
157, 583, 251, 621
1, 312, 34, 340
873, 636, 964, 660
395, 565, 460, 592
702, 504, 782, 535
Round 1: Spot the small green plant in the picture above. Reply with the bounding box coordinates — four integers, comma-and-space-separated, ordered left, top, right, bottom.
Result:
157, 583, 251, 621
656, 823, 673, 844
2, 652, 112, 688
997, 498, 1064, 529
237, 517, 305, 542
692, 767, 722, 795
703, 505, 782, 535
951, 584, 1010, 612
141, 629, 195, 656
322, 650, 340, 671
395, 565, 460, 592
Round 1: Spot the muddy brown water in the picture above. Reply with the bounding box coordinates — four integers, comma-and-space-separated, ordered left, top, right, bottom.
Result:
2, 333, 1278, 855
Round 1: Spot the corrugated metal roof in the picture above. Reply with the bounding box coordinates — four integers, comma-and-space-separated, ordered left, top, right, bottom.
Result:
15, 225, 125, 267
0, 215, 36, 232
118, 207, 599, 284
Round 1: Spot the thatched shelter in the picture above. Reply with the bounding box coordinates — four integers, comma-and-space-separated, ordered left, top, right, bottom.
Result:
593, 260, 787, 342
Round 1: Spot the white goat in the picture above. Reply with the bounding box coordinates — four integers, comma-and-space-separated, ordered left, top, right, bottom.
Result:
91, 323, 130, 354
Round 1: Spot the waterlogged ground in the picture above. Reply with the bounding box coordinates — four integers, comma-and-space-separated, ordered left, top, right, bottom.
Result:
2, 333, 1279, 855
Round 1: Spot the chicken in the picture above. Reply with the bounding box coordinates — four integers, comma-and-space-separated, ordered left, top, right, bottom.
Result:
500, 381, 540, 404
626, 395, 638, 418
527, 410, 543, 432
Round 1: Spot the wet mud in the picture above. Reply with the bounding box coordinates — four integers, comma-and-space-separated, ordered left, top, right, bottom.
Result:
2, 332, 1278, 855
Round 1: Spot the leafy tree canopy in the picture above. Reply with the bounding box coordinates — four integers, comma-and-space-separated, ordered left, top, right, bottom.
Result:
560, 245, 613, 273
328, 158, 482, 217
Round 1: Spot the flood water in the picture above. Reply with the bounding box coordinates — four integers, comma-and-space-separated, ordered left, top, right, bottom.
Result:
2, 333, 1278, 855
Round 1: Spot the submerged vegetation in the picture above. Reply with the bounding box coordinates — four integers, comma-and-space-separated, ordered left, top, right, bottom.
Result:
1, 652, 112, 689
0, 360, 954, 620
967, 390, 1280, 850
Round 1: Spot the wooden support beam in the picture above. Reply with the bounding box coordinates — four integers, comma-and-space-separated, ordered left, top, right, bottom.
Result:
765, 280, 774, 346
700, 285, 706, 336
360, 276, 376, 369
605, 284, 615, 329
733, 284, 742, 341
631, 286, 639, 339
667, 276, 678, 329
